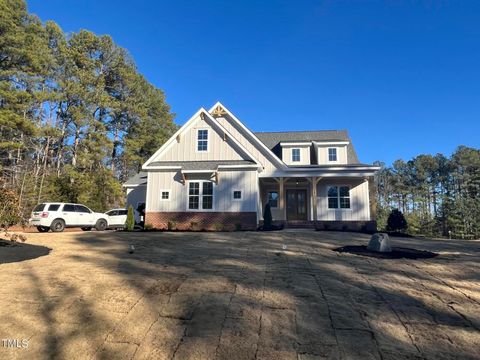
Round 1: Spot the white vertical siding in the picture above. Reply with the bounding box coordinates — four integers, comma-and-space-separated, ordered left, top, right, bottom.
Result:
126, 186, 146, 209
147, 170, 258, 212
153, 118, 245, 162
316, 179, 370, 221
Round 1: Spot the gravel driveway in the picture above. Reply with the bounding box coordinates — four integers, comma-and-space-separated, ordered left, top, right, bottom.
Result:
0, 230, 479, 359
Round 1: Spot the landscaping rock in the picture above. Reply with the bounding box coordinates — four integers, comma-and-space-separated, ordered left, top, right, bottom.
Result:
367, 233, 392, 253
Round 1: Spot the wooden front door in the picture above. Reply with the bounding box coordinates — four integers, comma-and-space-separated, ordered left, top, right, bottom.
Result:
286, 189, 307, 220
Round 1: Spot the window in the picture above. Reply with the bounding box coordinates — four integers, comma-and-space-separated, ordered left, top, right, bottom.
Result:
47, 204, 60, 211
328, 148, 337, 162
188, 181, 214, 210
327, 186, 350, 209
63, 204, 75, 212
292, 148, 301, 162
197, 129, 208, 151
268, 191, 278, 208
118, 210, 128, 216
202, 182, 213, 209
161, 191, 170, 201
188, 182, 200, 209
233, 190, 242, 200
33, 204, 45, 212
75, 205, 91, 213
106, 210, 116, 216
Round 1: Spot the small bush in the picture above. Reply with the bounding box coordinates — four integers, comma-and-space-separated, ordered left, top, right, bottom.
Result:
263, 203, 272, 229
213, 223, 224, 231
125, 205, 135, 231
387, 209, 408, 233
167, 221, 176, 231
190, 221, 198, 231
143, 223, 154, 230
234, 223, 242, 231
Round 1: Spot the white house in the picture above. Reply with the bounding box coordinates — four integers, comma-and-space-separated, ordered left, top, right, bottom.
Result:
124, 102, 379, 231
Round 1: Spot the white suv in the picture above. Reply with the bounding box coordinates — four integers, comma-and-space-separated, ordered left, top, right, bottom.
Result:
29, 203, 109, 232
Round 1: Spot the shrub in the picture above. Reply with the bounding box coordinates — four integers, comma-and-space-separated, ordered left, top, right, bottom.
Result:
213, 223, 224, 231
0, 188, 21, 230
263, 203, 272, 229
167, 221, 176, 231
190, 221, 198, 231
125, 205, 135, 231
234, 223, 242, 231
386, 209, 408, 233
143, 223, 154, 230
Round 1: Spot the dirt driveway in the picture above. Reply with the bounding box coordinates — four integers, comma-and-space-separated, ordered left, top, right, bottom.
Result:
0, 230, 479, 360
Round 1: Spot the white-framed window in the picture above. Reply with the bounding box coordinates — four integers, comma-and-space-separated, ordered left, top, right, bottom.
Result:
268, 191, 278, 208
327, 186, 350, 209
233, 190, 242, 200
197, 129, 208, 152
292, 148, 301, 162
160, 190, 170, 201
328, 148, 337, 162
188, 181, 214, 210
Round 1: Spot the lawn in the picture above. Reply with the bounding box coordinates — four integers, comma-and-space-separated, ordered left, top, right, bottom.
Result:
0, 230, 479, 359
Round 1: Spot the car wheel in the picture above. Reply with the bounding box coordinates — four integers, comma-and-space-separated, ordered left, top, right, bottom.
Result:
81, 227, 92, 231
51, 219, 65, 233
37, 226, 50, 233
95, 219, 107, 231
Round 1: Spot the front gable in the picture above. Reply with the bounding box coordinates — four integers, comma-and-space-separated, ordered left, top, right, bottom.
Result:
143, 109, 259, 169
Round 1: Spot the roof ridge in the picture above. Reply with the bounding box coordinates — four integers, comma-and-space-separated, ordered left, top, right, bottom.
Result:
254, 129, 347, 134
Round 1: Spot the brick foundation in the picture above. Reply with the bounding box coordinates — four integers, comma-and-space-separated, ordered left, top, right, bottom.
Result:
145, 212, 257, 231
315, 220, 377, 233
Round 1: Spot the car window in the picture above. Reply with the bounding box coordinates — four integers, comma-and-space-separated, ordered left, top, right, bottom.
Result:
75, 205, 91, 213
107, 210, 118, 216
63, 204, 75, 212
33, 204, 45, 212
48, 204, 60, 211
118, 210, 128, 215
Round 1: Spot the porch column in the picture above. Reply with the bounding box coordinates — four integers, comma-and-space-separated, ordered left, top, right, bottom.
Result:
279, 177, 286, 221
311, 177, 321, 222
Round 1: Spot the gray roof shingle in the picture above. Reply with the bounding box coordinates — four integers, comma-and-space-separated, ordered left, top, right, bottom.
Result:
124, 172, 147, 186
253, 130, 359, 164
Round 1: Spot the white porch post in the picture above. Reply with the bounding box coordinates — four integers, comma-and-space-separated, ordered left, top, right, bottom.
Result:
279, 177, 285, 221
311, 177, 321, 222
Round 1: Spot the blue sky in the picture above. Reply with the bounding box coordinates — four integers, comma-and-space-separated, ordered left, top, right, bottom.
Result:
28, 1, 480, 165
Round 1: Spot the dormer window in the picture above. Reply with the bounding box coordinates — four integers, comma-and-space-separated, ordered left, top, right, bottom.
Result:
328, 148, 337, 162
197, 129, 208, 151
292, 148, 301, 162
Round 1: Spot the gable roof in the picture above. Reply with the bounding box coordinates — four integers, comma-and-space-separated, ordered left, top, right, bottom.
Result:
142, 108, 261, 170
254, 130, 359, 164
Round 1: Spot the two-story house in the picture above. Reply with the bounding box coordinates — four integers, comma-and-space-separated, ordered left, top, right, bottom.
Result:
123, 102, 379, 231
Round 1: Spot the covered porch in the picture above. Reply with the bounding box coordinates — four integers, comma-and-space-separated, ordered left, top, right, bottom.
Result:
258, 176, 376, 231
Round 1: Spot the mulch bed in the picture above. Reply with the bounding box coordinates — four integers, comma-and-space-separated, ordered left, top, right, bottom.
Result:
333, 245, 438, 260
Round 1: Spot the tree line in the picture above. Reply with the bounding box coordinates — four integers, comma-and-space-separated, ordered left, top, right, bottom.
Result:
374, 146, 480, 239
0, 0, 177, 219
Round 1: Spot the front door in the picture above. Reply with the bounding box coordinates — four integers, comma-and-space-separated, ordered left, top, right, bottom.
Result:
286, 189, 307, 220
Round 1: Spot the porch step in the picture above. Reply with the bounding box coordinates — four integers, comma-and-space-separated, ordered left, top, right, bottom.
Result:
286, 221, 315, 229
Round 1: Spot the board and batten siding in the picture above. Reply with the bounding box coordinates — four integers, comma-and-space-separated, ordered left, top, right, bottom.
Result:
316, 145, 348, 165
154, 118, 245, 162
146, 170, 258, 212
316, 179, 370, 221
126, 186, 146, 209
216, 117, 279, 174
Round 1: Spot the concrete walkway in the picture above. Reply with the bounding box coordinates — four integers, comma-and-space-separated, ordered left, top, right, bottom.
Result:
0, 230, 479, 359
